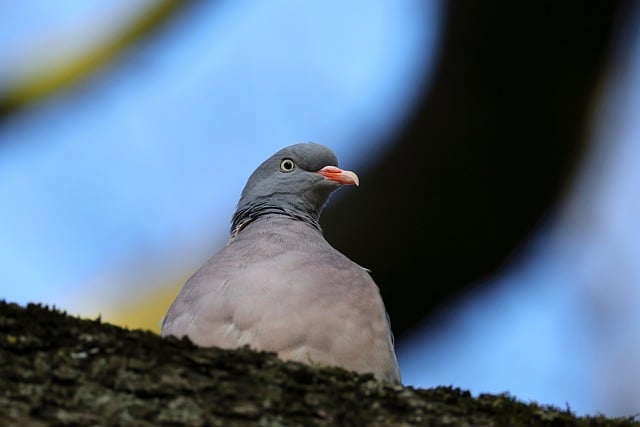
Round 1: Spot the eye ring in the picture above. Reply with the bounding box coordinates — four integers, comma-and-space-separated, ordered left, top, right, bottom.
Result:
279, 158, 296, 172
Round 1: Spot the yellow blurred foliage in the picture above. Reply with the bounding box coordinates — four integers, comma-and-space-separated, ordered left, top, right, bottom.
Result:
0, 0, 192, 118
103, 283, 182, 334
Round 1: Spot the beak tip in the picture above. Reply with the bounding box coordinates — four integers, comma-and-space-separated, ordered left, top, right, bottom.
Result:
317, 166, 359, 187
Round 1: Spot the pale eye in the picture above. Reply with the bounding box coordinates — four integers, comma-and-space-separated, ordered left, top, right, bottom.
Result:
279, 158, 296, 172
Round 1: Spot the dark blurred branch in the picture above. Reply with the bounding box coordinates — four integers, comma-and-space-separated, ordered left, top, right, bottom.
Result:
324, 1, 636, 336
0, 0, 199, 123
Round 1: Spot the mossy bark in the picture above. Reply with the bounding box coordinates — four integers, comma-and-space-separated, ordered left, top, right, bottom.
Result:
1, 301, 637, 426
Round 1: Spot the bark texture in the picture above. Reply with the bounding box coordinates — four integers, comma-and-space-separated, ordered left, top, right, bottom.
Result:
1, 301, 638, 426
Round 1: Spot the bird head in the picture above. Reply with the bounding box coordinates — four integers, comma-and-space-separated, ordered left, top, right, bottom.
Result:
231, 142, 359, 233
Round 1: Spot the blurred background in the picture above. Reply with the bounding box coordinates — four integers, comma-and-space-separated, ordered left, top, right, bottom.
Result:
1, 0, 639, 417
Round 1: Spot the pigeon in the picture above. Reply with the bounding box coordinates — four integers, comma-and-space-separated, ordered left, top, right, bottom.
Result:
161, 142, 401, 384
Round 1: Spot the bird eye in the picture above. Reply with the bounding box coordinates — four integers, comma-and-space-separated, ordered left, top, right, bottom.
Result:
279, 158, 296, 172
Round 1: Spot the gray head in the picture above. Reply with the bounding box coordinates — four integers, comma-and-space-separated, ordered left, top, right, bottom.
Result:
231, 142, 359, 234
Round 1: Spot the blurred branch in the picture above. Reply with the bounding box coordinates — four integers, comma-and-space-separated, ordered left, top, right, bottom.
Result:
0, 0, 197, 122
323, 1, 636, 336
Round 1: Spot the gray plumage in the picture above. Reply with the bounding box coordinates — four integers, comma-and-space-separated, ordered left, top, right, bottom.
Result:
161, 142, 401, 383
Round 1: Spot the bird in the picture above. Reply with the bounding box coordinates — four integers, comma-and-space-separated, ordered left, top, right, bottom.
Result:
161, 142, 401, 384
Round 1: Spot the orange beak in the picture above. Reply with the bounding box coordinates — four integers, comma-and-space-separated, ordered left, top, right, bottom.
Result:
316, 166, 360, 186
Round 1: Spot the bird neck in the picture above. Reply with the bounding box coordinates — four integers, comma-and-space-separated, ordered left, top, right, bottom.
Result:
230, 201, 321, 238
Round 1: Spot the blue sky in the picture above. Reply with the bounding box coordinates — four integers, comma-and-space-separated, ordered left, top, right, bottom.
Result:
2, 0, 640, 417
0, 0, 438, 305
